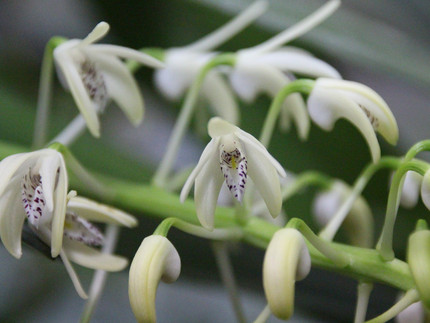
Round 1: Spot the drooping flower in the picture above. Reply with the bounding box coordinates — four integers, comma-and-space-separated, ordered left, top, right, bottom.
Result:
307, 78, 399, 162
154, 1, 269, 124
399, 171, 422, 209
129, 235, 181, 323
263, 228, 311, 320
0, 149, 68, 258
228, 0, 342, 140
0, 149, 137, 298
312, 180, 373, 247
54, 21, 164, 137
407, 221, 430, 311
180, 117, 286, 230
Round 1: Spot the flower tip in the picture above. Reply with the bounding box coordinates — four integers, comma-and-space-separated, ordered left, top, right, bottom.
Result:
207, 117, 237, 138
94, 21, 110, 35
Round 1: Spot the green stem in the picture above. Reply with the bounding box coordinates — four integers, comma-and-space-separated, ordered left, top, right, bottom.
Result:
153, 217, 243, 241
151, 53, 236, 188
259, 79, 314, 147
404, 139, 430, 161
286, 218, 349, 267
211, 241, 246, 323
377, 159, 430, 261
354, 282, 373, 323
365, 289, 419, 323
319, 157, 401, 241
0, 141, 418, 294
32, 36, 67, 149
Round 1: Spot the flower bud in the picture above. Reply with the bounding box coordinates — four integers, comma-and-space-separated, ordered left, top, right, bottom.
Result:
407, 221, 430, 310
263, 228, 311, 320
129, 235, 181, 323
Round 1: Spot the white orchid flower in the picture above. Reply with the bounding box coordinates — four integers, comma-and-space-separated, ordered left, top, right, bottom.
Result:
0, 149, 137, 298
0, 149, 68, 258
154, 1, 269, 124
399, 171, 423, 209
263, 228, 311, 320
312, 180, 373, 247
180, 117, 286, 230
129, 235, 181, 323
54, 21, 164, 137
229, 0, 341, 140
307, 78, 399, 162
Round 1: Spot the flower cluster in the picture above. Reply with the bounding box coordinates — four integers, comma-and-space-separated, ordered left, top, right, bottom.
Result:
0, 149, 137, 298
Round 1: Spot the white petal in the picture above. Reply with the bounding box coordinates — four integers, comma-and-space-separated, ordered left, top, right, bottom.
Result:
208, 117, 238, 138
237, 129, 286, 177
60, 250, 88, 299
86, 51, 144, 127
420, 170, 430, 211
67, 196, 137, 227
0, 150, 51, 197
194, 153, 224, 230
154, 68, 189, 100
180, 138, 220, 202
80, 22, 110, 47
400, 171, 422, 209
38, 153, 62, 215
63, 238, 128, 271
308, 85, 381, 162
257, 49, 341, 79
54, 46, 100, 137
315, 78, 398, 145
0, 190, 26, 258
50, 155, 68, 258
263, 228, 311, 320
88, 44, 164, 68
242, 136, 283, 217
202, 71, 239, 124
129, 235, 181, 322
229, 62, 310, 139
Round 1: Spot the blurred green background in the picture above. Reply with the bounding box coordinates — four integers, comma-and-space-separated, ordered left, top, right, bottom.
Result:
0, 0, 429, 322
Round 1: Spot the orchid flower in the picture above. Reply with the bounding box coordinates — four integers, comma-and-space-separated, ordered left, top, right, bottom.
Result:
307, 78, 399, 162
129, 235, 181, 323
154, 1, 269, 124
229, 0, 342, 140
263, 228, 311, 320
312, 180, 373, 247
399, 171, 423, 209
0, 149, 137, 298
180, 117, 286, 230
54, 21, 164, 137
0, 149, 68, 258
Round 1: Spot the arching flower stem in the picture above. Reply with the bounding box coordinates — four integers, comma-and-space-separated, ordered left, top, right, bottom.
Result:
377, 159, 430, 261
32, 36, 67, 149
153, 217, 243, 241
319, 156, 401, 241
286, 217, 349, 267
259, 79, 314, 147
152, 53, 237, 188
366, 289, 420, 323
404, 139, 430, 161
